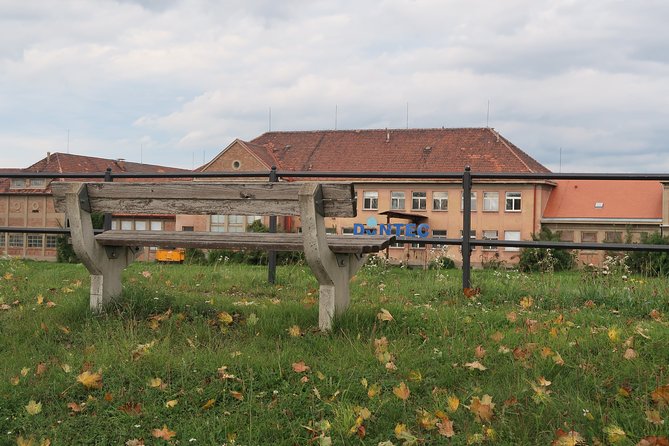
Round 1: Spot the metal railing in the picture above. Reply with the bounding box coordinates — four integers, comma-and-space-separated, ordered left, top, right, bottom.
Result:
2, 166, 669, 289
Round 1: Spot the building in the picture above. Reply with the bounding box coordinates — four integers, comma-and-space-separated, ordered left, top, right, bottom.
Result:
192, 128, 554, 267
0, 152, 189, 261
542, 180, 664, 264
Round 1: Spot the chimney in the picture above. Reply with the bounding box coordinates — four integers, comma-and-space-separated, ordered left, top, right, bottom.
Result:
46, 152, 51, 163
386, 129, 390, 143
116, 158, 126, 170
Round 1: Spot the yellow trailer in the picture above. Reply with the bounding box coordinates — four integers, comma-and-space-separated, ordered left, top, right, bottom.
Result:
155, 248, 185, 263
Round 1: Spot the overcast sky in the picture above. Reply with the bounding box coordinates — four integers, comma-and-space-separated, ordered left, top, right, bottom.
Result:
1, 0, 668, 172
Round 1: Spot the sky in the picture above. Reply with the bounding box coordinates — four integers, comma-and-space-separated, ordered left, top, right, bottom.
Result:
1, 0, 668, 173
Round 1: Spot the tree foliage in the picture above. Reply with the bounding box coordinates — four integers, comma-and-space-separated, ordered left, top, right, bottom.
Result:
518, 228, 575, 273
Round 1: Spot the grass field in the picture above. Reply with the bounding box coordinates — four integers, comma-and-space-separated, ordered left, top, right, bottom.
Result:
0, 258, 668, 445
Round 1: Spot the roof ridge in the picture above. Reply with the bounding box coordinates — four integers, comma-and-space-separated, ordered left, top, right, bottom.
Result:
487, 128, 539, 173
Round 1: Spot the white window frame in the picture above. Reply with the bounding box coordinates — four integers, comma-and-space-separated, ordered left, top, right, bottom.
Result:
29, 178, 46, 188
432, 192, 448, 211
390, 191, 405, 210
483, 192, 499, 212
505, 192, 522, 212
150, 221, 163, 231
45, 234, 58, 249
9, 233, 24, 248
27, 234, 43, 248
504, 230, 521, 252
362, 191, 378, 210
412, 191, 427, 210
10, 179, 26, 189
432, 229, 447, 248
134, 221, 147, 231
482, 230, 498, 251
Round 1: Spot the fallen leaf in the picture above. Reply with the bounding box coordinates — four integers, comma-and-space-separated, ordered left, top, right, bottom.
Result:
151, 425, 176, 441
125, 440, 145, 446
367, 383, 381, 399
16, 436, 34, 446
506, 311, 518, 323
407, 370, 422, 382
292, 361, 310, 373
448, 395, 460, 413
623, 348, 638, 360
25, 400, 42, 415
537, 376, 552, 387
645, 409, 664, 426
519, 296, 534, 309
463, 287, 480, 298
636, 437, 669, 446
551, 429, 585, 446
464, 361, 487, 371
650, 309, 663, 321
131, 340, 157, 361
10, 375, 19, 385
651, 384, 669, 406
104, 392, 113, 402
217, 366, 236, 380
608, 327, 620, 342
37, 294, 44, 305
35, 362, 47, 376
21, 367, 30, 377
217, 311, 233, 325
300, 375, 309, 383
202, 398, 216, 410
118, 402, 142, 416
67, 402, 83, 413
474, 345, 486, 358
437, 419, 455, 437
469, 395, 494, 423
230, 391, 244, 401
377, 308, 394, 322
165, 399, 178, 408
288, 325, 302, 337
77, 371, 102, 389
490, 331, 504, 342
148, 377, 166, 390
393, 381, 410, 401
604, 425, 626, 444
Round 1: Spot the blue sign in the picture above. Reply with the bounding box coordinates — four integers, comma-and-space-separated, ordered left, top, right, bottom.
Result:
353, 217, 429, 238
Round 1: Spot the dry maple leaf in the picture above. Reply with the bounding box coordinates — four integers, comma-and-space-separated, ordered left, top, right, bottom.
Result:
148, 377, 167, 390
463, 287, 480, 298
25, 400, 42, 415
202, 398, 216, 410
288, 325, 302, 337
125, 440, 145, 446
469, 395, 494, 423
36, 294, 44, 305
118, 402, 142, 416
408, 370, 422, 382
649, 309, 663, 321
490, 331, 504, 342
152, 425, 176, 441
393, 381, 410, 401
367, 383, 381, 399
448, 395, 460, 413
230, 391, 244, 401
604, 425, 626, 444
217, 366, 236, 380
377, 308, 394, 322
10, 375, 19, 386
67, 402, 83, 413
464, 361, 487, 371
474, 345, 486, 358
551, 429, 586, 446
645, 409, 664, 426
292, 361, 310, 373
437, 419, 455, 438
623, 348, 638, 360
16, 436, 34, 446
637, 437, 669, 446
217, 311, 233, 325
165, 399, 178, 408
77, 371, 102, 389
519, 296, 534, 309
651, 384, 669, 406
35, 362, 47, 376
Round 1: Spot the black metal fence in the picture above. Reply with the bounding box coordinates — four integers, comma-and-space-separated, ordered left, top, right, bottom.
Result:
2, 167, 669, 289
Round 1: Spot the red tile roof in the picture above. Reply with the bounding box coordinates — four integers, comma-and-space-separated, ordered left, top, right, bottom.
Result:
0, 152, 190, 194
542, 180, 662, 220
244, 128, 549, 174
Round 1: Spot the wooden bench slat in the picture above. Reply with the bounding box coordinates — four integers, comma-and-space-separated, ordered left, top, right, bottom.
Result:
52, 182, 356, 217
95, 231, 394, 254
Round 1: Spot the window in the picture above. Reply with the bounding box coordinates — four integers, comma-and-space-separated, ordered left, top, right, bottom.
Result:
483, 192, 499, 212
482, 230, 498, 251
342, 227, 354, 235
135, 221, 147, 231
412, 191, 427, 210
232, 160, 241, 170
211, 215, 226, 232
460, 192, 477, 211
46, 235, 58, 248
363, 191, 378, 210
390, 191, 405, 210
10, 179, 26, 189
182, 226, 194, 232
27, 234, 43, 248
111, 220, 118, 230
9, 234, 24, 248
0, 233, 6, 246
247, 216, 262, 225
605, 231, 622, 243
121, 220, 133, 231
29, 178, 46, 188
432, 229, 447, 248
390, 226, 405, 248
559, 231, 574, 242
325, 227, 337, 235
228, 215, 245, 232
504, 231, 521, 251
581, 232, 597, 243
505, 192, 522, 212
150, 221, 163, 231
433, 192, 448, 211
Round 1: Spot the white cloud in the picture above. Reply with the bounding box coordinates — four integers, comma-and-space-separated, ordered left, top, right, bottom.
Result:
1, 0, 668, 172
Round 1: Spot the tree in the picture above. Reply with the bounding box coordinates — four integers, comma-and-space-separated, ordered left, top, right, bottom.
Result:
518, 228, 575, 273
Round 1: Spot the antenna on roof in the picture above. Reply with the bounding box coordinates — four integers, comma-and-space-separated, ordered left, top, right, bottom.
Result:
335, 104, 338, 130
559, 147, 562, 173
406, 102, 409, 129
67, 129, 70, 154
268, 107, 272, 131
140, 144, 143, 164
486, 100, 490, 128
203, 150, 205, 165
192, 151, 195, 169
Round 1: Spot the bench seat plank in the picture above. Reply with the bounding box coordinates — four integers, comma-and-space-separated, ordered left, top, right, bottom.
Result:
95, 231, 395, 254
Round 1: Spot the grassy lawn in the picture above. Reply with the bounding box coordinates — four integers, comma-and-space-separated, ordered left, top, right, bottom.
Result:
0, 258, 668, 445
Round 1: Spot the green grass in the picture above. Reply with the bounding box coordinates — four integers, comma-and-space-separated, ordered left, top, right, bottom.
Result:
0, 259, 668, 445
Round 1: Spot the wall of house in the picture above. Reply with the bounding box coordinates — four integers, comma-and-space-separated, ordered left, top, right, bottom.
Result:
204, 142, 269, 173
0, 194, 64, 261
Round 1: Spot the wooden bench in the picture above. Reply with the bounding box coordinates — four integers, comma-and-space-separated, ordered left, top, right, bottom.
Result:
51, 181, 394, 330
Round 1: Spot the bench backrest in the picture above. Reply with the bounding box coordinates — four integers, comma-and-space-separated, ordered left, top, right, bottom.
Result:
51, 181, 357, 218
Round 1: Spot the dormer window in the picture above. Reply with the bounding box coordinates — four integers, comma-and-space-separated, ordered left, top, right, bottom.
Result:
10, 179, 26, 189
595, 202, 604, 208
30, 178, 46, 188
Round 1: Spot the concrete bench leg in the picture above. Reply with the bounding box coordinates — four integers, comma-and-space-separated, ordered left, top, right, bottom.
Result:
299, 184, 366, 331
64, 184, 138, 312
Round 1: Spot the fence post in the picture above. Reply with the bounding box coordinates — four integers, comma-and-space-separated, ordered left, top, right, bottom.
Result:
268, 166, 278, 284
103, 168, 113, 231
462, 166, 472, 289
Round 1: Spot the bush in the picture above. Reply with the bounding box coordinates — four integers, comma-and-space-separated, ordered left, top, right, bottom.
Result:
518, 228, 575, 273
57, 212, 105, 263
625, 232, 669, 276
185, 248, 207, 265
428, 256, 456, 270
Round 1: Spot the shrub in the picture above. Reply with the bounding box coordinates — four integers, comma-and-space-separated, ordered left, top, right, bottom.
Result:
57, 212, 105, 263
428, 256, 456, 270
185, 248, 207, 265
625, 232, 669, 276
518, 228, 575, 273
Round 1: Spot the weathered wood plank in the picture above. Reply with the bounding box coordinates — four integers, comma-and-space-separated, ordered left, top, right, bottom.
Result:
95, 231, 394, 254
52, 182, 356, 217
